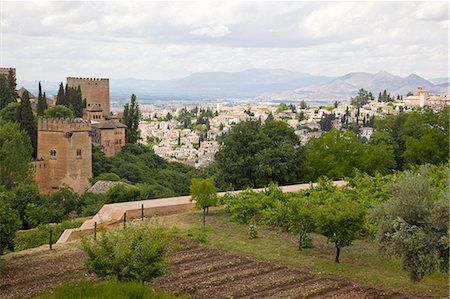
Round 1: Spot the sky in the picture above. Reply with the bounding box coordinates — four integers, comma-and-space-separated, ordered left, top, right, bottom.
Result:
1, 1, 448, 81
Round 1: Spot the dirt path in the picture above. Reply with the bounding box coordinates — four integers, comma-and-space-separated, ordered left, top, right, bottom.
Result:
0, 239, 424, 299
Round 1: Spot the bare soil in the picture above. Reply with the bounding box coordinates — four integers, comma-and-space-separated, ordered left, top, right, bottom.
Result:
0, 239, 424, 299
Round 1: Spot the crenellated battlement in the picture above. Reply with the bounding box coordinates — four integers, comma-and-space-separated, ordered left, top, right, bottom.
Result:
38, 118, 91, 132
67, 77, 109, 82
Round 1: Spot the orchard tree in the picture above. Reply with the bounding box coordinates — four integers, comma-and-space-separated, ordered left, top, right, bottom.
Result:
287, 196, 317, 250
373, 169, 449, 281
190, 178, 217, 226
317, 191, 366, 263
44, 105, 75, 119
123, 94, 141, 144
0, 121, 33, 189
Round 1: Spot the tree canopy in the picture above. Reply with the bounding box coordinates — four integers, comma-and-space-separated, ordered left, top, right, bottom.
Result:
44, 105, 75, 119
123, 94, 141, 144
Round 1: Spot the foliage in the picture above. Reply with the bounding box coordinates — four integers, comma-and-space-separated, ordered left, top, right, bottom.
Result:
214, 120, 305, 189
104, 183, 141, 204
0, 102, 19, 122
81, 192, 106, 217
316, 192, 367, 263
0, 75, 14, 110
93, 144, 199, 199
54, 83, 83, 117
38, 279, 178, 299
0, 192, 22, 254
351, 88, 373, 107
14, 220, 82, 251
248, 223, 258, 239
372, 169, 449, 281
16, 90, 37, 157
0, 121, 32, 189
123, 94, 141, 144
36, 82, 48, 116
82, 225, 171, 282
190, 178, 218, 225
43, 105, 75, 119
286, 196, 317, 250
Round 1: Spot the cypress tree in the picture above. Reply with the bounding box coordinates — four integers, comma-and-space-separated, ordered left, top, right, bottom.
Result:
0, 76, 14, 110
37, 82, 45, 116
123, 94, 141, 144
7, 68, 17, 99
56, 83, 65, 106
17, 91, 37, 158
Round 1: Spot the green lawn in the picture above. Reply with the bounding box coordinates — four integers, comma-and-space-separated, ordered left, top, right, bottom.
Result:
161, 208, 449, 298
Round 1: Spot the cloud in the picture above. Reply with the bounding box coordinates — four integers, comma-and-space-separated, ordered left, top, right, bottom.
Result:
0, 1, 448, 81
190, 25, 231, 38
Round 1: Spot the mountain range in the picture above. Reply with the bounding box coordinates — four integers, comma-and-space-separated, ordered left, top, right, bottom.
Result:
18, 69, 449, 102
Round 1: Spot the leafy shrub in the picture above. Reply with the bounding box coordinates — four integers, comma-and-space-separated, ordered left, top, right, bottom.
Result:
248, 224, 258, 239
38, 279, 178, 299
104, 184, 141, 204
81, 192, 105, 217
14, 220, 82, 251
82, 225, 171, 282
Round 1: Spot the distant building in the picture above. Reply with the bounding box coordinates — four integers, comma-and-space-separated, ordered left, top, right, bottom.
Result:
404, 87, 449, 108
91, 119, 126, 157
0, 67, 15, 81
33, 118, 92, 193
67, 77, 110, 117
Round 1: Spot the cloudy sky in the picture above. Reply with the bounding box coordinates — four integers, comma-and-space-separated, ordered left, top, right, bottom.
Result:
1, 1, 448, 81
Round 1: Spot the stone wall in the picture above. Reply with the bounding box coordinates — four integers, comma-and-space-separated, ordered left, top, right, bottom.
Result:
67, 77, 110, 117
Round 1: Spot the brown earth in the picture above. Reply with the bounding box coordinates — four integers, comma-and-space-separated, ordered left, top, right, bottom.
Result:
0, 239, 422, 299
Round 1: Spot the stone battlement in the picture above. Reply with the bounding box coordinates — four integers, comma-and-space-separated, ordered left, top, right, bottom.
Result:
38, 118, 91, 132
67, 77, 109, 82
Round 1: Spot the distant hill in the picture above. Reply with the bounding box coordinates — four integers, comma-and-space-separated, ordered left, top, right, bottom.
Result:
17, 69, 447, 102
259, 71, 448, 101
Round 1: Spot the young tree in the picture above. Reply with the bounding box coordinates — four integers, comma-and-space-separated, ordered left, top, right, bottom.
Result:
373, 170, 449, 281
0, 121, 32, 188
317, 192, 366, 263
287, 196, 317, 250
44, 105, 75, 119
190, 178, 217, 226
123, 94, 141, 144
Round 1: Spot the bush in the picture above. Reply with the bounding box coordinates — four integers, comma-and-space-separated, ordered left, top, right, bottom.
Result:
82, 225, 171, 282
104, 183, 141, 204
14, 220, 82, 251
248, 224, 258, 239
81, 192, 105, 217
38, 279, 178, 299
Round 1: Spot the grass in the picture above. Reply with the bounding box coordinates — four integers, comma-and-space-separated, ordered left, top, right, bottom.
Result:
155, 208, 449, 298
38, 279, 178, 299
14, 219, 83, 252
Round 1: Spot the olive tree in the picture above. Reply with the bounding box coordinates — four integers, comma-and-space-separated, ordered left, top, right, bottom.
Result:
373, 170, 449, 281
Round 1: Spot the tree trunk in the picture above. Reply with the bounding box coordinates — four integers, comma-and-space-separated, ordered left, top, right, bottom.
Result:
335, 242, 340, 263
298, 232, 304, 251
203, 208, 206, 226
206, 206, 209, 215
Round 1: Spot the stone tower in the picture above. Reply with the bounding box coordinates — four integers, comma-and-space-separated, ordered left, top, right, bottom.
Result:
67, 77, 110, 117
34, 118, 92, 193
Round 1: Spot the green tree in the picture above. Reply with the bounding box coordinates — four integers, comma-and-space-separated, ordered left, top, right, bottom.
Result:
56, 82, 65, 106
299, 100, 308, 109
0, 75, 14, 110
372, 169, 449, 281
43, 105, 75, 119
190, 178, 217, 226
306, 129, 366, 180
351, 88, 371, 107
7, 68, 17, 99
287, 196, 317, 250
0, 102, 19, 122
123, 94, 141, 144
0, 121, 32, 189
317, 192, 366, 263
16, 90, 37, 157
0, 192, 22, 255
36, 82, 47, 116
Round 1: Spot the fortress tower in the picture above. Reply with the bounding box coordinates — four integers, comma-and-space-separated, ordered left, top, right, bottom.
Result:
67, 77, 110, 117
34, 118, 92, 193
